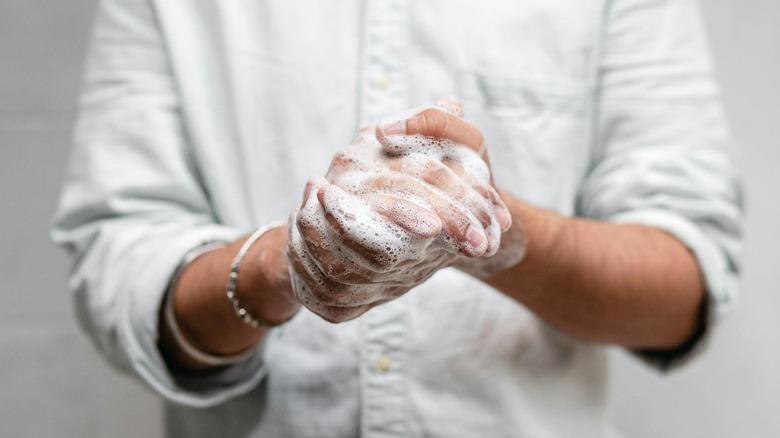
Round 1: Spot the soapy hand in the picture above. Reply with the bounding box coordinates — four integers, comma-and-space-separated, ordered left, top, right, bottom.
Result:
376, 99, 527, 279
288, 99, 525, 323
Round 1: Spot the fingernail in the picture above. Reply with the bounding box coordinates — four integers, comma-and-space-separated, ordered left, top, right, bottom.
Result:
466, 225, 487, 251
379, 119, 406, 136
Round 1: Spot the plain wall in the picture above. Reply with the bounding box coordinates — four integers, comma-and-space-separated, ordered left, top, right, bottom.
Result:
0, 1, 777, 436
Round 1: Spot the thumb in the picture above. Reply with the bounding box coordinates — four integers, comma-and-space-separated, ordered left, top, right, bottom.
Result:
375, 106, 484, 155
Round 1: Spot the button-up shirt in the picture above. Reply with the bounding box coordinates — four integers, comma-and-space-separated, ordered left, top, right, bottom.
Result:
52, 0, 742, 437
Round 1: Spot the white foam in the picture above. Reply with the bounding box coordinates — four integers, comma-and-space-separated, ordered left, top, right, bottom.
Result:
289, 106, 523, 320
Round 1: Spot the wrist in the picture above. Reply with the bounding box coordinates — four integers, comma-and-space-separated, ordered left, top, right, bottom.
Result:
171, 241, 263, 358
496, 189, 569, 274
171, 226, 299, 358
239, 225, 301, 325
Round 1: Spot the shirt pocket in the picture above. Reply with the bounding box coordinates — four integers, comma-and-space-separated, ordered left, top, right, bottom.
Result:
457, 70, 592, 213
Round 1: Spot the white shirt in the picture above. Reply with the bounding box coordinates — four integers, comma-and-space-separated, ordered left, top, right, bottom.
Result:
52, 0, 742, 437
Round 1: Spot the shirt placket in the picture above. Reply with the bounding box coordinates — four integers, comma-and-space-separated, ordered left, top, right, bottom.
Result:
357, 0, 409, 127
357, 0, 411, 437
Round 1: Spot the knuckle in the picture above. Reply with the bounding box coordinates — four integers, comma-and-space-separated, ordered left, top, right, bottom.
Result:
445, 212, 471, 237
421, 109, 447, 136
421, 159, 448, 184
330, 151, 357, 170
329, 156, 344, 169
424, 168, 448, 188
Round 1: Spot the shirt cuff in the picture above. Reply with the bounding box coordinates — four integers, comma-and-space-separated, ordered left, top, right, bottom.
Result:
608, 208, 739, 371
117, 224, 269, 407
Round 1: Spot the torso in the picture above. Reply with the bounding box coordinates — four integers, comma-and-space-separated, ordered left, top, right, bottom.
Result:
155, 1, 611, 436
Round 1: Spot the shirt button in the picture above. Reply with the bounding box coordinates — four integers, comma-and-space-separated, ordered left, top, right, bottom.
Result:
373, 72, 391, 90
374, 355, 392, 373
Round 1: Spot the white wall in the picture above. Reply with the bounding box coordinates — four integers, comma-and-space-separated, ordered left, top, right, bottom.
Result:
0, 1, 776, 436
610, 1, 780, 436
0, 1, 163, 437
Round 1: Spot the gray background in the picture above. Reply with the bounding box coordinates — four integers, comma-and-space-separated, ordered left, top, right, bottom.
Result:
0, 0, 777, 437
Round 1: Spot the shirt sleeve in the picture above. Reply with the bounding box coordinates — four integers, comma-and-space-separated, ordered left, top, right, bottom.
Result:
50, 0, 266, 407
578, 0, 744, 370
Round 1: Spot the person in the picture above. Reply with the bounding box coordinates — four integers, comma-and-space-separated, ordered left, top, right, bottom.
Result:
51, 0, 742, 436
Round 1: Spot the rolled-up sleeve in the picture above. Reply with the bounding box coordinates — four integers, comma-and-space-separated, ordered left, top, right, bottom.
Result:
51, 0, 266, 406
578, 0, 743, 369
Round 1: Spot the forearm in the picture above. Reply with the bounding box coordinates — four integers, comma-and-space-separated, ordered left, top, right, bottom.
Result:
159, 226, 300, 369
486, 191, 704, 350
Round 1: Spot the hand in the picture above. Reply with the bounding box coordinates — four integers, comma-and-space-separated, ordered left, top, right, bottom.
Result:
375, 98, 527, 279
288, 99, 521, 323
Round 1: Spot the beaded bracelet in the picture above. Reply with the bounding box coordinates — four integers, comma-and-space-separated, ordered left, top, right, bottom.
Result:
164, 241, 259, 367
226, 221, 287, 328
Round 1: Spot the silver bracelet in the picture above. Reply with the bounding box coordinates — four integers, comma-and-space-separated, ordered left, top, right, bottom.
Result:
226, 221, 287, 328
164, 241, 260, 367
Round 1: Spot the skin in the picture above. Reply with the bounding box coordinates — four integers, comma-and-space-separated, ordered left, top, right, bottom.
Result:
392, 108, 702, 348
159, 108, 703, 369
159, 226, 297, 368
287, 110, 510, 322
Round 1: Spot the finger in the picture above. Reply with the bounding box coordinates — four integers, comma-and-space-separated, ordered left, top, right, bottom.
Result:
289, 261, 375, 322
299, 180, 316, 209
386, 148, 500, 233
288, 222, 378, 306
288, 246, 329, 306
418, 160, 501, 255
289, 215, 343, 297
421, 162, 492, 227
295, 181, 348, 276
388, 154, 495, 229
316, 303, 374, 324
364, 172, 488, 257
299, 225, 376, 285
288, 229, 388, 316
366, 193, 442, 238
316, 184, 410, 272
295, 181, 379, 284
376, 107, 484, 153
312, 295, 394, 324
325, 147, 374, 183
289, 253, 374, 309
442, 158, 512, 232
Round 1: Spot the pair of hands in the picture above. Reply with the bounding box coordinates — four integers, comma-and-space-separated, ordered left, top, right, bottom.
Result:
287, 99, 526, 322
